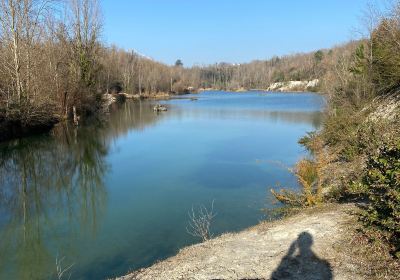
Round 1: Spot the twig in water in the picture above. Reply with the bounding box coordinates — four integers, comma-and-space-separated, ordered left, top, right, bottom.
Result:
56, 254, 74, 280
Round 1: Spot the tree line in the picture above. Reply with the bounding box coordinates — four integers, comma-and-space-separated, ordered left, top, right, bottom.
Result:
0, 0, 103, 130
0, 0, 371, 139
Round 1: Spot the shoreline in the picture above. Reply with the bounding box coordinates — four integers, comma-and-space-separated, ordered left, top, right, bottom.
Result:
117, 203, 399, 280
198, 79, 321, 93
0, 118, 59, 143
0, 92, 179, 144
198, 88, 322, 94
0, 90, 319, 144
117, 204, 368, 280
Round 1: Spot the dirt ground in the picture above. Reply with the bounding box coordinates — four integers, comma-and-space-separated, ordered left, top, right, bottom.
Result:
117, 204, 369, 280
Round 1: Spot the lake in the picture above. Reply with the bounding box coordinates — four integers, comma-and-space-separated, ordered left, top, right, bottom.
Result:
0, 91, 324, 279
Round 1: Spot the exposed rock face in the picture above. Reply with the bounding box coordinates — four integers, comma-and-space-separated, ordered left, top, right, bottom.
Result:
367, 91, 400, 122
118, 204, 362, 280
267, 79, 319, 92
306, 79, 319, 88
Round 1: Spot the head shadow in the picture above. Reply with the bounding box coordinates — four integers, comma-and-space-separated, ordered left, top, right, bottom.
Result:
270, 231, 332, 280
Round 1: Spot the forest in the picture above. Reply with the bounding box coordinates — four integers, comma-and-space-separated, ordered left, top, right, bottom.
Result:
0, 0, 364, 141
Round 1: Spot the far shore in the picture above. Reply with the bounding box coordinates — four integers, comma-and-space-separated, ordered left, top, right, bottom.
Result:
198, 88, 322, 94
0, 89, 323, 144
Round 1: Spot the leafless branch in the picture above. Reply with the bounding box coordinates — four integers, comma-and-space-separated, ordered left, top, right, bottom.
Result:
186, 200, 216, 241
55, 254, 74, 280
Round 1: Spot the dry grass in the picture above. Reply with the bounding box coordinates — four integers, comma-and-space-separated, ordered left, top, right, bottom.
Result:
271, 137, 332, 207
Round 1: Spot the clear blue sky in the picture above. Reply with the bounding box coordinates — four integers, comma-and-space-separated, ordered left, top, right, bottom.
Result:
102, 0, 372, 66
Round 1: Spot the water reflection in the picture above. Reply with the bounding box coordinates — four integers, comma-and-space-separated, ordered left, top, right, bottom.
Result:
166, 106, 323, 127
0, 100, 164, 280
0, 124, 109, 279
106, 101, 166, 139
0, 93, 324, 280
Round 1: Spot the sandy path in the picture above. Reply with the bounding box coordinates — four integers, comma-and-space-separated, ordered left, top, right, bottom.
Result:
118, 204, 361, 280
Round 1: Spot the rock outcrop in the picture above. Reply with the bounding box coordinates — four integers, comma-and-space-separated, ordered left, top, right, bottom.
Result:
267, 79, 319, 92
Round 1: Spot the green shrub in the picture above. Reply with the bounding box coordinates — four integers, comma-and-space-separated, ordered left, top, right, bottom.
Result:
271, 156, 324, 208
371, 19, 400, 93
322, 108, 365, 161
360, 142, 400, 257
298, 131, 318, 152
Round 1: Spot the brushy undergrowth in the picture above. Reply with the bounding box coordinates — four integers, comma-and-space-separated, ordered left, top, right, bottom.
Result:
269, 2, 400, 267
271, 137, 329, 208
358, 142, 400, 258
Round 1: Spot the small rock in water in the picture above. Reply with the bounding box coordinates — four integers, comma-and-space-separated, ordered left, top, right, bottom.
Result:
153, 104, 168, 112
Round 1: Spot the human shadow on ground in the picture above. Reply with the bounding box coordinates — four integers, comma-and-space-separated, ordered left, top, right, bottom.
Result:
270, 231, 332, 280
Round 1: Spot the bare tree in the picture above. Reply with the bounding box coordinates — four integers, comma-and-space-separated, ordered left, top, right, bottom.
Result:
67, 0, 102, 108
0, 0, 51, 103
186, 200, 216, 241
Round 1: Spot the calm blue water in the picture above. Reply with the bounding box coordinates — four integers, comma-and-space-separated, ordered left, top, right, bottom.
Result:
0, 91, 324, 279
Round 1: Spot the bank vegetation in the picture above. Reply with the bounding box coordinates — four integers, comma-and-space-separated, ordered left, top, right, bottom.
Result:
271, 2, 400, 275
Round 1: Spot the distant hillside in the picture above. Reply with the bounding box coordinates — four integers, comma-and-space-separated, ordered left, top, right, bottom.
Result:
176, 41, 361, 92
